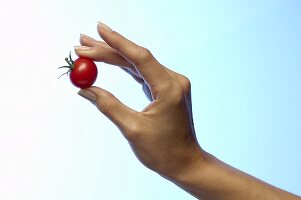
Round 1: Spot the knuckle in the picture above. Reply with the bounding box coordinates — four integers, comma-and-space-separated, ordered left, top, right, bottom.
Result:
93, 46, 110, 62
136, 48, 153, 65
95, 53, 105, 62
96, 93, 114, 116
168, 70, 192, 96
180, 76, 191, 94
99, 102, 112, 117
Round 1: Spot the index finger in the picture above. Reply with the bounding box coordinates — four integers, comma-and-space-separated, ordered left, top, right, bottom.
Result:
97, 22, 171, 87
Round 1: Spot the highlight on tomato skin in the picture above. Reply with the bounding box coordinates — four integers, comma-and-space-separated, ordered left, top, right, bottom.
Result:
58, 53, 98, 89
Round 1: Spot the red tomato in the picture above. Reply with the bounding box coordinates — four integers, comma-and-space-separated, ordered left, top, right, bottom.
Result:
70, 58, 98, 88
59, 54, 98, 89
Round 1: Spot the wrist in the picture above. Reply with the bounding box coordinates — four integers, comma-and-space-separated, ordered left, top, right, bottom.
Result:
159, 146, 212, 199
159, 142, 210, 187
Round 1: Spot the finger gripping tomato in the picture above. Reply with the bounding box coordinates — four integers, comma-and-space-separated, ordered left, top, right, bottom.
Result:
58, 52, 98, 89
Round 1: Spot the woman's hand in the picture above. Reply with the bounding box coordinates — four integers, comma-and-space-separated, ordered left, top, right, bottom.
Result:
75, 22, 206, 180
75, 22, 301, 200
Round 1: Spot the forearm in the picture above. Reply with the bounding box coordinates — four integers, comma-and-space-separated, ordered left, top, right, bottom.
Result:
169, 150, 300, 200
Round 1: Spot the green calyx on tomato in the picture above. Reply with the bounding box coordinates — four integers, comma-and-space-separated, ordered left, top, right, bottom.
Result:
58, 52, 75, 79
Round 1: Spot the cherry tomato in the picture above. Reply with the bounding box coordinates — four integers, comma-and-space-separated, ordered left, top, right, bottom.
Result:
59, 53, 98, 89
69, 57, 98, 88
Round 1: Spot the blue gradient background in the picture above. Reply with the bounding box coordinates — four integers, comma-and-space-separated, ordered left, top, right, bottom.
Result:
0, 0, 300, 199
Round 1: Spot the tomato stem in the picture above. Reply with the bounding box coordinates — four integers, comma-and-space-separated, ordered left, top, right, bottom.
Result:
58, 66, 71, 69
65, 57, 74, 69
69, 51, 74, 64
58, 70, 71, 79
58, 52, 76, 79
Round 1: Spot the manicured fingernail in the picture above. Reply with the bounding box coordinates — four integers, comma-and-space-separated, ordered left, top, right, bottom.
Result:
78, 89, 97, 102
74, 46, 92, 51
80, 33, 89, 40
97, 21, 113, 32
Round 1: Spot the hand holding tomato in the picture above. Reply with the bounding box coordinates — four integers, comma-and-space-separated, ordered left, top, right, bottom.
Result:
75, 22, 204, 189
72, 22, 300, 200
58, 53, 98, 88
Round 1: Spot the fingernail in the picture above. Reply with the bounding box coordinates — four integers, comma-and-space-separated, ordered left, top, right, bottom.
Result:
78, 89, 97, 102
74, 46, 92, 51
97, 21, 113, 32
80, 33, 89, 40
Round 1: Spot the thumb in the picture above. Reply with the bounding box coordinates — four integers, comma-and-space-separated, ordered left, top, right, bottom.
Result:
78, 86, 138, 130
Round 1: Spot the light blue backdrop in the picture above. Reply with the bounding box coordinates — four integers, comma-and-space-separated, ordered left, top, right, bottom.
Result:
0, 0, 299, 199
